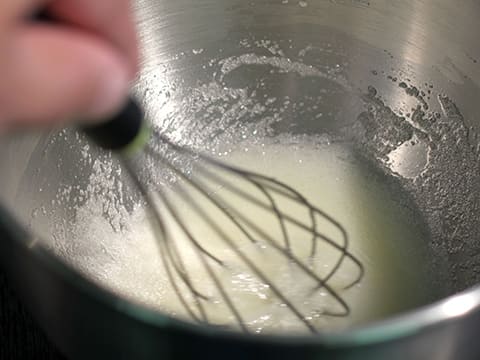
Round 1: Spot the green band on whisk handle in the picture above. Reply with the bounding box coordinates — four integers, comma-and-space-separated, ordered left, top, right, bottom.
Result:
82, 98, 149, 154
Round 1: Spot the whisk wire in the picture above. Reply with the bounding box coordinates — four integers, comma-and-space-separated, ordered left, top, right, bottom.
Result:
157, 187, 249, 332
124, 128, 365, 333
147, 141, 364, 289
168, 171, 320, 333
144, 143, 357, 328
123, 160, 209, 323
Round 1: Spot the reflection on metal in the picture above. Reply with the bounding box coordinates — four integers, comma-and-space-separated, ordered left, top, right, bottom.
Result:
387, 135, 429, 179
441, 294, 477, 318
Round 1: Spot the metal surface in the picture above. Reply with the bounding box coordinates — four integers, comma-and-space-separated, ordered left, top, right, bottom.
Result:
1, 0, 480, 358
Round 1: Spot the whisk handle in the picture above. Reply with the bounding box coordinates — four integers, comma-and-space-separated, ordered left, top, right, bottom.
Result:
82, 98, 146, 151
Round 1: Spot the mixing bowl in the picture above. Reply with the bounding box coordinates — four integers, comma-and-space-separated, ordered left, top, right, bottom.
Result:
2, 0, 480, 358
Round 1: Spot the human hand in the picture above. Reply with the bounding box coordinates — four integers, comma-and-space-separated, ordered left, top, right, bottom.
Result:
0, 0, 139, 131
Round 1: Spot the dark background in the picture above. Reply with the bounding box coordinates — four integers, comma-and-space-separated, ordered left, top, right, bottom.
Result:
0, 269, 64, 360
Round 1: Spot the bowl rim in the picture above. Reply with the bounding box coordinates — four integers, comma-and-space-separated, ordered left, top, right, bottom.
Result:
5, 205, 478, 349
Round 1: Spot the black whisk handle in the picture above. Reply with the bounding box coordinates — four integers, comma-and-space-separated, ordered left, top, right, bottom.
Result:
82, 98, 145, 151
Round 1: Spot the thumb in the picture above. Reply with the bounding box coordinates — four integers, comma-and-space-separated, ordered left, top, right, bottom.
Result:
0, 24, 132, 128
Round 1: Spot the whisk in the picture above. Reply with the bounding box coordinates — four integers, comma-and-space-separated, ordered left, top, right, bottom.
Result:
82, 98, 365, 334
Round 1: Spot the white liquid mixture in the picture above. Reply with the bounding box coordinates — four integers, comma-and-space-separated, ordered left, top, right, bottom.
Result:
65, 139, 433, 334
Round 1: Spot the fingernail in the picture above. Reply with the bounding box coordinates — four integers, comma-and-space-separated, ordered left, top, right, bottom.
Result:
83, 60, 131, 122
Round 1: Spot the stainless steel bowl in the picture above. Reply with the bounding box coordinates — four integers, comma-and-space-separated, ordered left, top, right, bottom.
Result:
2, 0, 480, 358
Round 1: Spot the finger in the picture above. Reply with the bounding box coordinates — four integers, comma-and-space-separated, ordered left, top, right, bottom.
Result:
0, 24, 131, 127
47, 0, 139, 77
